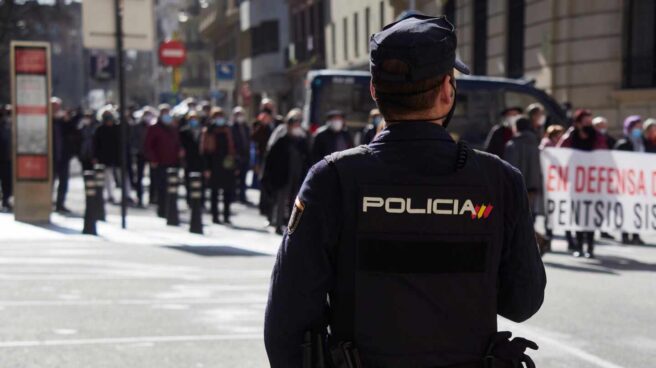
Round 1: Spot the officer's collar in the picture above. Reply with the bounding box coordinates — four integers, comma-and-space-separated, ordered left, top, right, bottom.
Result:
372, 121, 454, 143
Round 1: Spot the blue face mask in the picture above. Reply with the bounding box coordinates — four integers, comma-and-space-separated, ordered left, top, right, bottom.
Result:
161, 114, 173, 124
188, 119, 199, 128
372, 116, 382, 127
631, 128, 642, 139
214, 117, 226, 126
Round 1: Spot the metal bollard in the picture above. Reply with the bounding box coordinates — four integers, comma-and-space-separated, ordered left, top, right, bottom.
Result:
166, 167, 180, 226
94, 164, 106, 221
82, 171, 98, 235
188, 172, 203, 234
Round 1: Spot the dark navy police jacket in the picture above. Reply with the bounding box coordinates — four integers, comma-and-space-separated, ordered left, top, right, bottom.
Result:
265, 122, 546, 368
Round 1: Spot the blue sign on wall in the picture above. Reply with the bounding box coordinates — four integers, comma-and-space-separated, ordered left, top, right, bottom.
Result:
90, 53, 115, 81
215, 62, 236, 81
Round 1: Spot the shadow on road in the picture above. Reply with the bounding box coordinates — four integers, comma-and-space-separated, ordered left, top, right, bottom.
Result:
163, 245, 268, 257
543, 261, 619, 275
34, 222, 81, 235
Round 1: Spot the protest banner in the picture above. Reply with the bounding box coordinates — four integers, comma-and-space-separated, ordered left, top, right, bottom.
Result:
541, 148, 656, 235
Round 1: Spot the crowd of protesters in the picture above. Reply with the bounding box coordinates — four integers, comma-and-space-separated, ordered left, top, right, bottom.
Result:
3, 94, 655, 245
0, 97, 377, 235
484, 103, 656, 257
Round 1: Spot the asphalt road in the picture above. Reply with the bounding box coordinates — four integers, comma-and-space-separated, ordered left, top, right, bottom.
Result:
0, 178, 654, 367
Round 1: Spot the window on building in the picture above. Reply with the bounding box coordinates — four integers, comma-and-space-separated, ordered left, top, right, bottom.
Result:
354, 13, 359, 58
380, 1, 385, 29
623, 0, 656, 88
343, 17, 349, 60
317, 1, 325, 64
472, 0, 487, 75
506, 0, 525, 78
365, 7, 371, 42
331, 22, 336, 65
251, 20, 280, 57
444, 0, 455, 26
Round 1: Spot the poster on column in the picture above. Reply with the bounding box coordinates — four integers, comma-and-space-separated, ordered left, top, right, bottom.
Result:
541, 148, 656, 235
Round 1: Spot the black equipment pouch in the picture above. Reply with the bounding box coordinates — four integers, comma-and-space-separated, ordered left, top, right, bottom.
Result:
329, 341, 363, 368
303, 331, 328, 368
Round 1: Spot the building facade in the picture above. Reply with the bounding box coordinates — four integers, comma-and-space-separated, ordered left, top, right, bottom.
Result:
456, 0, 655, 133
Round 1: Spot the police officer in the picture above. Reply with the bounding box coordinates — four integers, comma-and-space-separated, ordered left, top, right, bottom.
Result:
265, 15, 546, 368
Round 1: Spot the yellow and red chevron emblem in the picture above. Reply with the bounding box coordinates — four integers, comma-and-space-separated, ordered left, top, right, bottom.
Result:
471, 204, 494, 219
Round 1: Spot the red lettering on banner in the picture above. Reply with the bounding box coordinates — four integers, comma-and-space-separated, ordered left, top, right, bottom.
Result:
598, 166, 606, 194
575, 166, 585, 193
628, 169, 636, 195
617, 169, 625, 194
587, 166, 597, 193
547, 165, 556, 192
637, 171, 646, 195
558, 166, 569, 191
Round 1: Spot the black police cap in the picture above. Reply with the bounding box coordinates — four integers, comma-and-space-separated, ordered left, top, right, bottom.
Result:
370, 14, 470, 83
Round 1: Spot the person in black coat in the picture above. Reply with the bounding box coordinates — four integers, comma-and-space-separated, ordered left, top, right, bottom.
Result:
231, 106, 252, 204
484, 106, 522, 159
262, 109, 310, 234
201, 107, 237, 224
361, 108, 383, 145
179, 110, 205, 206
52, 98, 81, 213
310, 110, 354, 164
614, 115, 646, 245
93, 108, 122, 203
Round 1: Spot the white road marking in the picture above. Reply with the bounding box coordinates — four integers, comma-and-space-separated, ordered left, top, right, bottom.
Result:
0, 333, 262, 348
0, 296, 267, 307
500, 319, 627, 368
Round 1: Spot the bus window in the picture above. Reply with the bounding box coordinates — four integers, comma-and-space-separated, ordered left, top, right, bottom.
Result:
448, 90, 498, 147
309, 75, 376, 130
504, 91, 539, 114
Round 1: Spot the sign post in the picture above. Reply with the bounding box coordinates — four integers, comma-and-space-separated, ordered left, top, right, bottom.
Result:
159, 40, 186, 94
10, 41, 52, 223
82, 0, 155, 229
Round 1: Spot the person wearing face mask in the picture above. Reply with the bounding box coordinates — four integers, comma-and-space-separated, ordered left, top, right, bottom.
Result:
527, 103, 547, 136
93, 107, 123, 205
614, 115, 646, 245
310, 110, 354, 164
592, 116, 617, 150
558, 109, 607, 257
144, 104, 182, 217
361, 108, 384, 145
200, 107, 237, 224
179, 110, 205, 206
265, 15, 545, 368
77, 110, 100, 171
230, 106, 252, 204
129, 106, 155, 207
261, 108, 310, 234
484, 106, 523, 159
644, 118, 656, 153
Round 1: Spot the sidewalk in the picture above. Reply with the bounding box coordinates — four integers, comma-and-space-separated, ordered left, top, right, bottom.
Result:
1, 175, 282, 256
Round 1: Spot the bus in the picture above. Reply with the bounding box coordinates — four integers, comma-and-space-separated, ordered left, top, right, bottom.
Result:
304, 69, 567, 148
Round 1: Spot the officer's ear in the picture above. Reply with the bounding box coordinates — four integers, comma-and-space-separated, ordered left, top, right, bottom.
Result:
437, 75, 454, 107
370, 81, 377, 101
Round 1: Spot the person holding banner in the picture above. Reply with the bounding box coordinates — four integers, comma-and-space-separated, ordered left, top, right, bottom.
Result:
645, 118, 656, 153
614, 115, 646, 245
557, 109, 607, 257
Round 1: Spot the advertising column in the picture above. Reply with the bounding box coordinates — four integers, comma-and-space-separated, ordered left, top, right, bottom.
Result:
10, 42, 52, 223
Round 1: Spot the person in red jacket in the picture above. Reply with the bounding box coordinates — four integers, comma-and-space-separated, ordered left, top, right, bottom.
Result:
144, 104, 182, 217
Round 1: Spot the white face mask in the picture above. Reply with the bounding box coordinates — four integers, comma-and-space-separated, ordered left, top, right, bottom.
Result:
290, 127, 304, 137
235, 115, 246, 123
537, 115, 546, 127
597, 128, 607, 135
505, 115, 520, 127
329, 119, 344, 132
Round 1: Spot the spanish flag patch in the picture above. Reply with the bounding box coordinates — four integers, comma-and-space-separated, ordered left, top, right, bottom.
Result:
287, 197, 305, 234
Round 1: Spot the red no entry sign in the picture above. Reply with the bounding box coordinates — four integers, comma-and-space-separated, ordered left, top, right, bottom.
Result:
159, 40, 186, 67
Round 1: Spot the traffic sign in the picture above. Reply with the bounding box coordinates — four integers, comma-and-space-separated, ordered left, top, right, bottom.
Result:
90, 52, 116, 80
82, 0, 155, 51
215, 62, 236, 81
159, 41, 186, 67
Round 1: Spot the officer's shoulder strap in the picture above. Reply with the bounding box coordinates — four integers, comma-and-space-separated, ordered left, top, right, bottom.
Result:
324, 145, 372, 165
